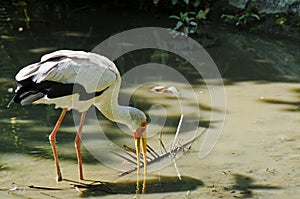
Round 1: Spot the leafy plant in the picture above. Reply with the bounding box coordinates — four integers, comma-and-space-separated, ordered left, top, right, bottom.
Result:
169, 11, 198, 36
221, 12, 260, 26
169, 0, 209, 36
221, 2, 260, 27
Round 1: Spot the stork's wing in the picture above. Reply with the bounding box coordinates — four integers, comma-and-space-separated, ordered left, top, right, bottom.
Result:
15, 50, 119, 93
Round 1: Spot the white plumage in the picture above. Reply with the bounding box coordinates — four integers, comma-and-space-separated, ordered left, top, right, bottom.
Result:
15, 50, 117, 111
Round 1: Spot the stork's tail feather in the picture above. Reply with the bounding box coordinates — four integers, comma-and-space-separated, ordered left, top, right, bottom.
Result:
6, 87, 45, 108
15, 90, 45, 106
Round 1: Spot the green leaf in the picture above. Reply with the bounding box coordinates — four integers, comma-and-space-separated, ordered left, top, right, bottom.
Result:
172, 0, 178, 5
189, 28, 196, 34
15, 1, 27, 6
239, 15, 246, 21
181, 12, 188, 19
180, 12, 184, 19
193, 0, 201, 8
175, 21, 183, 30
196, 10, 206, 20
185, 17, 190, 23
251, 13, 260, 20
189, 21, 197, 26
183, 27, 189, 35
221, 14, 236, 20
183, 0, 189, 5
169, 15, 180, 20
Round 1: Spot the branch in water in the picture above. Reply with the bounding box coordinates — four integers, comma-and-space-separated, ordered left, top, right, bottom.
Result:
110, 115, 206, 177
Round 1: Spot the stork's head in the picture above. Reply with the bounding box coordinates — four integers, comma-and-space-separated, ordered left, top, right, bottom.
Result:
127, 107, 147, 138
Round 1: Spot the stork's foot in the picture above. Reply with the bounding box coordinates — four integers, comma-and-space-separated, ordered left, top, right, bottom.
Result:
56, 173, 63, 182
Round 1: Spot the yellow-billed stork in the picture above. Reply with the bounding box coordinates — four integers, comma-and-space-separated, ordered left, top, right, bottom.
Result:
9, 50, 147, 182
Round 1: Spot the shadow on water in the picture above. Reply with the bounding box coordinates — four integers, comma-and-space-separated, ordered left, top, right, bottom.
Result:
259, 87, 300, 112
5, 175, 202, 198
67, 175, 203, 196
226, 173, 282, 198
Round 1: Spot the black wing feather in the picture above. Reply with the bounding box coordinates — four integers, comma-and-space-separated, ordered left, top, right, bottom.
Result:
11, 78, 108, 106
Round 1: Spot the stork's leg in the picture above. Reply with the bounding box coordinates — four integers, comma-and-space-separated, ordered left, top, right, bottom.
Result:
74, 111, 87, 180
141, 137, 147, 194
49, 108, 67, 182
134, 136, 141, 194
134, 132, 147, 195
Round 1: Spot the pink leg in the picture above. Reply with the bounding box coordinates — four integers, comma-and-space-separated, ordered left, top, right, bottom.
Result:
49, 108, 68, 182
74, 111, 87, 180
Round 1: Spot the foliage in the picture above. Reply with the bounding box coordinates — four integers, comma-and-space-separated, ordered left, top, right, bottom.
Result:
169, 11, 197, 35
23, 7, 30, 28
221, 12, 260, 26
168, 0, 209, 36
221, 3, 261, 26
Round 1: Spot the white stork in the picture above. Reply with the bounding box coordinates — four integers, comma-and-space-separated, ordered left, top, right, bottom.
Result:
9, 50, 147, 182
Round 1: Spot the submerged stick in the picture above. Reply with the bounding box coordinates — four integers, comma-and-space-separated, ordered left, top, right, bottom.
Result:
28, 185, 64, 190
109, 150, 137, 165
170, 114, 184, 151
147, 144, 160, 159
158, 131, 168, 154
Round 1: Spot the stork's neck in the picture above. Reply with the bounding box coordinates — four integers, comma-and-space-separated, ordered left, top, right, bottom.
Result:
94, 79, 145, 131
99, 103, 136, 126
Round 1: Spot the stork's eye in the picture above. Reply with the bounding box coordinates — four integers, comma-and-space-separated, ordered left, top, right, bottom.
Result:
141, 121, 147, 127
